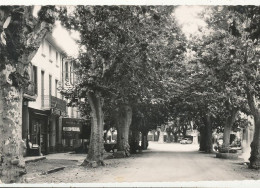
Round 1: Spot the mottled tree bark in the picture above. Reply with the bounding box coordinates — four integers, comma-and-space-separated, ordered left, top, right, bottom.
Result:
166, 131, 171, 143
173, 132, 178, 143
249, 114, 260, 169
158, 125, 165, 143
0, 6, 54, 183
82, 92, 104, 167
204, 114, 213, 153
115, 105, 132, 157
246, 88, 260, 169
141, 131, 148, 150
129, 129, 140, 154
199, 126, 206, 152
182, 124, 187, 138
199, 114, 213, 153
0, 66, 26, 183
223, 109, 238, 149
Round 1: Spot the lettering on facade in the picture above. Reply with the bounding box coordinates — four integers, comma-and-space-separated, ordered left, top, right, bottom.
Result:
63, 127, 80, 132
62, 118, 85, 139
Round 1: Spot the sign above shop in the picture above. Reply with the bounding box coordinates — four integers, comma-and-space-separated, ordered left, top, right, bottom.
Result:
62, 118, 85, 139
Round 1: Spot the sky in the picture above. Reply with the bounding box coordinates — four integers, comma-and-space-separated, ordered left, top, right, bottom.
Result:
174, 6, 207, 38
33, 6, 79, 57
52, 21, 80, 57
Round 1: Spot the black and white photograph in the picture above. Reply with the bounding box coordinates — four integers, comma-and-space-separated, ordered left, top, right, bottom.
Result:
0, 1, 260, 187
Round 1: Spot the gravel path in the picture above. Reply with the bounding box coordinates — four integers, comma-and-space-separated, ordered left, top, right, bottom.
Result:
26, 142, 259, 184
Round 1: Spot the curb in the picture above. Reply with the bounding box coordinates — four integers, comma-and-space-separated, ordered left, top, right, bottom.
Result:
24, 166, 66, 182
25, 156, 46, 163
41, 166, 66, 175
216, 153, 239, 159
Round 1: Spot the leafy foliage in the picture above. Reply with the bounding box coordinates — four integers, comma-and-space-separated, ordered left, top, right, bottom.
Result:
0, 6, 56, 88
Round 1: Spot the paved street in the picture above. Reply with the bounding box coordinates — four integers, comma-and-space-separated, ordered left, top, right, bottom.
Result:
25, 142, 259, 184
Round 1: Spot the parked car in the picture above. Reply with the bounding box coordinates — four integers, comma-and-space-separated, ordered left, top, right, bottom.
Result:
180, 138, 192, 144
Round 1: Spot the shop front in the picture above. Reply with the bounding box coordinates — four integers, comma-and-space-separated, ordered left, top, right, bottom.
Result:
48, 108, 66, 153
28, 107, 50, 155
62, 118, 91, 151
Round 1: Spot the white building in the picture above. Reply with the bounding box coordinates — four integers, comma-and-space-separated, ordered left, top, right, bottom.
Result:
22, 33, 88, 156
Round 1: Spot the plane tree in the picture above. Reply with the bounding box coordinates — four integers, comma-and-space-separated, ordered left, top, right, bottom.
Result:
59, 6, 186, 163
190, 6, 260, 165
172, 6, 253, 153
0, 6, 56, 183
166, 50, 228, 153
188, 29, 248, 151
219, 6, 260, 168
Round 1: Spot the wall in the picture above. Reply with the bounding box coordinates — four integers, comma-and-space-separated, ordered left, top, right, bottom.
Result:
29, 38, 63, 110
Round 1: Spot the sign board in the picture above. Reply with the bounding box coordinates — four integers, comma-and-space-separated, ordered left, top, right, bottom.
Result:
62, 118, 85, 139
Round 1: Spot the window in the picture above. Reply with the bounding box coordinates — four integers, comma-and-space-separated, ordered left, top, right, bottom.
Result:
71, 62, 74, 84
49, 75, 52, 96
41, 71, 45, 107
65, 62, 68, 80
55, 79, 58, 97
61, 56, 64, 85
41, 40, 45, 57
32, 66, 38, 95
49, 44, 52, 62
70, 67, 72, 83
56, 52, 59, 65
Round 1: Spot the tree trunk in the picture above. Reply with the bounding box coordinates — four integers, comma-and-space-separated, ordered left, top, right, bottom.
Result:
156, 131, 160, 141
0, 7, 54, 183
166, 131, 171, 143
182, 125, 187, 137
246, 88, 260, 169
82, 92, 104, 167
173, 132, 178, 143
223, 109, 238, 149
129, 129, 140, 154
201, 114, 213, 153
141, 131, 148, 150
249, 113, 260, 169
0, 66, 26, 183
223, 121, 232, 148
158, 125, 165, 143
115, 105, 132, 158
199, 126, 206, 152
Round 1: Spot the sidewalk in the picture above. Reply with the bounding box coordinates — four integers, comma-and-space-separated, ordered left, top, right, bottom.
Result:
23, 151, 114, 182
45, 152, 86, 162
23, 152, 87, 182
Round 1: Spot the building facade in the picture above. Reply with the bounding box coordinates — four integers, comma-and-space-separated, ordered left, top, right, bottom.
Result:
22, 33, 89, 156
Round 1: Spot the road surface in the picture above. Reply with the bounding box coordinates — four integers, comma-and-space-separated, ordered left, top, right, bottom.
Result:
27, 142, 259, 183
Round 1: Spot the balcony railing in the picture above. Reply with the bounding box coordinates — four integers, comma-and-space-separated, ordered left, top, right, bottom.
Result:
42, 95, 66, 112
